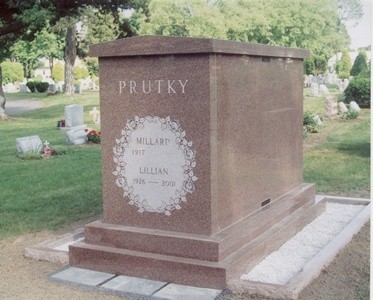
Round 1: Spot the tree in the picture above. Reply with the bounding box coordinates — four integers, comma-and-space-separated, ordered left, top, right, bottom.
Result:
138, 0, 226, 38
137, 0, 355, 63
77, 8, 120, 58
0, 61, 24, 84
335, 0, 363, 27
74, 65, 89, 81
52, 62, 64, 82
0, 1, 135, 117
9, 28, 63, 79
350, 50, 368, 76
64, 18, 77, 95
336, 49, 352, 79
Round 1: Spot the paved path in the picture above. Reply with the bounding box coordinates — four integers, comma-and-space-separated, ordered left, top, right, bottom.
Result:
5, 100, 44, 116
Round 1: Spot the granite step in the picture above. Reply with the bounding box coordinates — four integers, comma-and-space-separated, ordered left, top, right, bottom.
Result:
69, 193, 325, 289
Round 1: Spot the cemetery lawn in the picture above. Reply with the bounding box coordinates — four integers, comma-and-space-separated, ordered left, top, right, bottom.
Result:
303, 92, 370, 198
0, 91, 102, 239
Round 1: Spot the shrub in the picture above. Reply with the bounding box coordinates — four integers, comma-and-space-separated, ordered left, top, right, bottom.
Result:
303, 112, 320, 135
344, 77, 371, 108
74, 65, 89, 80
336, 49, 351, 79
350, 50, 368, 76
52, 63, 64, 82
35, 82, 49, 92
85, 57, 99, 77
1, 61, 24, 84
26, 81, 38, 93
343, 110, 359, 120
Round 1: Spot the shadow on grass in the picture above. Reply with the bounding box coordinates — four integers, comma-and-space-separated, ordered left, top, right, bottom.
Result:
337, 141, 371, 158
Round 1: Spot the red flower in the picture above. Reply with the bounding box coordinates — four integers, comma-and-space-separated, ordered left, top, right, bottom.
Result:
84, 128, 89, 132
91, 130, 97, 135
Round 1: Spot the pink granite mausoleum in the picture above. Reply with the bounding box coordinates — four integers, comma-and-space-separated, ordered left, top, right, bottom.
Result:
69, 36, 315, 289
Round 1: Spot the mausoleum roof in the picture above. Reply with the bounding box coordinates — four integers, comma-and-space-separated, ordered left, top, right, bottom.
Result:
89, 35, 309, 59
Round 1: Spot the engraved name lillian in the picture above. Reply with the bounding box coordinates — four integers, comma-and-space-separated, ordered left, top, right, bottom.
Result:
119, 79, 188, 94
136, 137, 171, 176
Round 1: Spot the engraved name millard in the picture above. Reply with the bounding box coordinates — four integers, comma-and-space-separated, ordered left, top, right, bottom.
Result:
113, 116, 197, 215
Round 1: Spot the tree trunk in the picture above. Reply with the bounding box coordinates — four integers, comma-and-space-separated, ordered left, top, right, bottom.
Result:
0, 64, 8, 119
64, 20, 77, 95
49, 56, 54, 78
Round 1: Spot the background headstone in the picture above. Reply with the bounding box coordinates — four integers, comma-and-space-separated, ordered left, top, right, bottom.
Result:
48, 84, 59, 94
310, 82, 319, 97
66, 128, 87, 145
74, 84, 82, 94
16, 135, 43, 156
319, 84, 329, 95
19, 84, 29, 93
325, 96, 338, 119
64, 104, 85, 129
349, 101, 361, 112
338, 102, 348, 113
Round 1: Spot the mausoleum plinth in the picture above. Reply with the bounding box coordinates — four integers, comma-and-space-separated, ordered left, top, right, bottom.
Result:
69, 36, 313, 289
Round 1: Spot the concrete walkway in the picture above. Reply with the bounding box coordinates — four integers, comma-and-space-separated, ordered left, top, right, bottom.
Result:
5, 100, 44, 116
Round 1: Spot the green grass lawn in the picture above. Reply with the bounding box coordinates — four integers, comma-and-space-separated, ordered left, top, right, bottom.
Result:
303, 91, 370, 198
0, 89, 370, 239
0, 91, 102, 238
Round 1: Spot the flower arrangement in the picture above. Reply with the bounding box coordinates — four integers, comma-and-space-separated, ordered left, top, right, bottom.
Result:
57, 119, 65, 128
43, 141, 53, 157
85, 128, 101, 144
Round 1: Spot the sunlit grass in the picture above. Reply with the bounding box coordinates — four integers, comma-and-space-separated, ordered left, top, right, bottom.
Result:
0, 91, 102, 238
303, 98, 370, 198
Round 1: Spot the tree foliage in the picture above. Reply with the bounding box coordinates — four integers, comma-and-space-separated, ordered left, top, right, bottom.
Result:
0, 0, 135, 105
336, 49, 352, 79
77, 8, 121, 58
73, 65, 89, 81
0, 61, 24, 84
350, 50, 368, 76
344, 76, 371, 107
52, 62, 64, 82
136, 0, 357, 63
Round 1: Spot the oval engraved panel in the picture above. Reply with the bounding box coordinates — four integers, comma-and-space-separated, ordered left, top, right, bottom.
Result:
113, 116, 197, 215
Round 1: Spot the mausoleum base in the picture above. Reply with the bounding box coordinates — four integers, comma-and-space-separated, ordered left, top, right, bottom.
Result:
69, 183, 316, 289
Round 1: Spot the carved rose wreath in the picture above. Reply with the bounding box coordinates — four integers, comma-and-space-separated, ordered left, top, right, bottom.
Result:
112, 116, 197, 215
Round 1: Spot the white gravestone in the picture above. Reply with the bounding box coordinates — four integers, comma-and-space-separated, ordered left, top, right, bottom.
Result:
338, 102, 348, 113
74, 84, 82, 94
66, 128, 87, 145
113, 116, 198, 216
63, 104, 86, 130
325, 96, 338, 119
349, 101, 361, 112
19, 84, 29, 93
310, 83, 319, 97
319, 84, 329, 95
48, 84, 59, 94
16, 135, 43, 156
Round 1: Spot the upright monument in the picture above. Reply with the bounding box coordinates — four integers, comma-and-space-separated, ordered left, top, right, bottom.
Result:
69, 36, 314, 289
